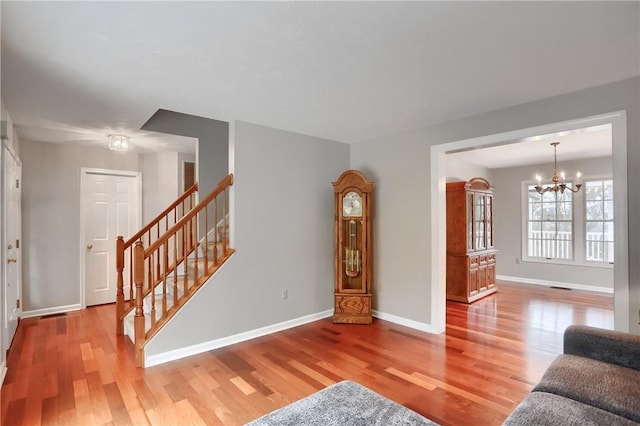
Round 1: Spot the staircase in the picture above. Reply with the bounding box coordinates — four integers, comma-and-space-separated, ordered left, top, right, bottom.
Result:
116, 174, 234, 367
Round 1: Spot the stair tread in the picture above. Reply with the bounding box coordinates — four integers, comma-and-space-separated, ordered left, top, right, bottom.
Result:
187, 257, 207, 264
153, 283, 185, 294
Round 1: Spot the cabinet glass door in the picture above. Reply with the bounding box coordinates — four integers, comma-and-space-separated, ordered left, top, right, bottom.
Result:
487, 194, 493, 248
475, 193, 486, 250
466, 192, 474, 251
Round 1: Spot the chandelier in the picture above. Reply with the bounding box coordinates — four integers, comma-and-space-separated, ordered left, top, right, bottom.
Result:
535, 142, 582, 194
108, 134, 129, 151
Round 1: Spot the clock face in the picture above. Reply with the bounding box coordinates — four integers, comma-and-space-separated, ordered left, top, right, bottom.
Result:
342, 191, 362, 217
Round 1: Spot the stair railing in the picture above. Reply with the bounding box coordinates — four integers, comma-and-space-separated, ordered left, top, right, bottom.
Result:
132, 174, 234, 367
116, 183, 198, 335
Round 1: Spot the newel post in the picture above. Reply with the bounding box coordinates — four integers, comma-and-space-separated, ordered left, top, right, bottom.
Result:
116, 236, 125, 335
134, 241, 145, 368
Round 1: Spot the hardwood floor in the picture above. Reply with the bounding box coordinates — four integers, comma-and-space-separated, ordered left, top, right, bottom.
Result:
1, 281, 613, 425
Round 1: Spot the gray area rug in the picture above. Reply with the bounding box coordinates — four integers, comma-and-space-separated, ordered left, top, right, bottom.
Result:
246, 380, 438, 426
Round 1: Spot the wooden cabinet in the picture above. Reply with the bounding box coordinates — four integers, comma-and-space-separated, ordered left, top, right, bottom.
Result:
446, 177, 497, 303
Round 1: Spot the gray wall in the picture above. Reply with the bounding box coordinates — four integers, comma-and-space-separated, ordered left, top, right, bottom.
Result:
351, 76, 639, 333
492, 157, 613, 289
1, 101, 20, 157
141, 109, 228, 197
198, 123, 228, 197
146, 121, 349, 357
140, 152, 163, 224
140, 151, 195, 224
21, 140, 140, 311
446, 156, 492, 182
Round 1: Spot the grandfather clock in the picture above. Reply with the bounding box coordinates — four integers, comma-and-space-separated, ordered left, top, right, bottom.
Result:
332, 170, 373, 324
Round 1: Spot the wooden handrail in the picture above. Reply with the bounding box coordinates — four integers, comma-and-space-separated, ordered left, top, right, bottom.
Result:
125, 183, 198, 248
130, 174, 234, 367
146, 174, 233, 256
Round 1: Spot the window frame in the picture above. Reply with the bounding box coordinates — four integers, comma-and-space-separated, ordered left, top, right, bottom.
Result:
583, 176, 615, 265
520, 177, 613, 269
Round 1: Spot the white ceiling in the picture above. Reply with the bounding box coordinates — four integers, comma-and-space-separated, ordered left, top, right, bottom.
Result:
1, 2, 638, 154
447, 124, 613, 169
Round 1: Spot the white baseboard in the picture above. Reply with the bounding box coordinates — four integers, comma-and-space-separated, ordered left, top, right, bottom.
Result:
496, 275, 613, 294
145, 307, 444, 367
145, 309, 333, 368
21, 304, 83, 319
0, 361, 6, 387
372, 310, 441, 334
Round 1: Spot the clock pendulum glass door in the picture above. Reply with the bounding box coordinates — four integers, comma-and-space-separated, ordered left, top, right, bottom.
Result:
345, 219, 360, 278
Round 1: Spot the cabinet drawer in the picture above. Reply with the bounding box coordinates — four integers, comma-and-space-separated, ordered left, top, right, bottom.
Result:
487, 253, 496, 263
479, 254, 488, 264
468, 255, 480, 268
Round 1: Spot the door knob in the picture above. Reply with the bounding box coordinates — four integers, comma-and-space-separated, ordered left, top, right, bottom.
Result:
87, 244, 93, 250
7, 258, 17, 264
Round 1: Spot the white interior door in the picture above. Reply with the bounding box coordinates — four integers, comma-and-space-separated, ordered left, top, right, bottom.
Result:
82, 169, 140, 307
2, 145, 21, 351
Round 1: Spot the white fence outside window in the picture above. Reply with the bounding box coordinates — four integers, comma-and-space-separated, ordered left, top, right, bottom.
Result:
528, 230, 572, 259
528, 231, 609, 261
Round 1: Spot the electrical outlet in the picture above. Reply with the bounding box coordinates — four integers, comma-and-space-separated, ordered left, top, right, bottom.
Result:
282, 289, 288, 300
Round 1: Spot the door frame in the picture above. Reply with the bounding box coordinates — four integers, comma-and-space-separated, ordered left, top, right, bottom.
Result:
430, 110, 629, 333
180, 159, 196, 193
79, 168, 142, 309
1, 140, 21, 373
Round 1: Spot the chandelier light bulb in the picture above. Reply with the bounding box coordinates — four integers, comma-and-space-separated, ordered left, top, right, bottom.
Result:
534, 142, 583, 195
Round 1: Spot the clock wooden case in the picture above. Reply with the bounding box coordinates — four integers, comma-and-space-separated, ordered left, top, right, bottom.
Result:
332, 170, 373, 324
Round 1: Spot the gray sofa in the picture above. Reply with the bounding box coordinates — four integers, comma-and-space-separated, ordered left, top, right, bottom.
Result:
504, 325, 640, 425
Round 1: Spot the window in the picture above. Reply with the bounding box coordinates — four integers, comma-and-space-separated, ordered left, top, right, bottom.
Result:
522, 176, 613, 267
526, 184, 573, 260
585, 179, 614, 263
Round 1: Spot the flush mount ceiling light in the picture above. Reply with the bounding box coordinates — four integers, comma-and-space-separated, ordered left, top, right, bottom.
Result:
108, 134, 129, 151
535, 142, 582, 194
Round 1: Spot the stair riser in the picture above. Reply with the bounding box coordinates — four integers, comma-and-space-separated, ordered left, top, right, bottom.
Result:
186, 260, 222, 278
187, 258, 213, 277
143, 295, 175, 313
123, 314, 151, 343
206, 247, 222, 258
214, 225, 228, 241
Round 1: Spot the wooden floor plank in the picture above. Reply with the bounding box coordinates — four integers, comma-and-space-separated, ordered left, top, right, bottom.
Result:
5, 398, 26, 425
1, 281, 614, 425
